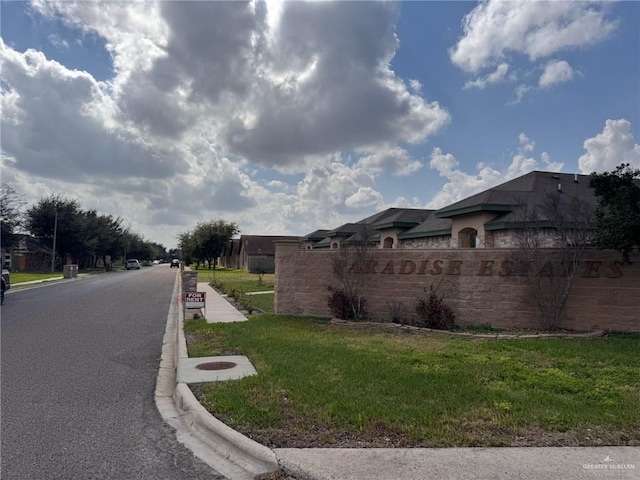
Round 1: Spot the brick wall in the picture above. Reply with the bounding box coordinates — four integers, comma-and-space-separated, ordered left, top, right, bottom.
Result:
274, 240, 640, 332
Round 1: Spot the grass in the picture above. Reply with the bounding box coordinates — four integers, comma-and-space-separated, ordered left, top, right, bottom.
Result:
184, 315, 640, 448
9, 271, 64, 284
195, 267, 275, 294
9, 267, 116, 284
249, 293, 275, 314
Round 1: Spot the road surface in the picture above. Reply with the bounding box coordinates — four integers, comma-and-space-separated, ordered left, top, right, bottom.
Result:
1, 265, 224, 479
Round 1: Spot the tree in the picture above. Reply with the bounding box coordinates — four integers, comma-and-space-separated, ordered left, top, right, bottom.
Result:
589, 163, 640, 264
0, 184, 25, 250
510, 192, 594, 330
25, 195, 85, 267
177, 230, 199, 266
82, 211, 127, 268
191, 220, 239, 269
123, 231, 155, 261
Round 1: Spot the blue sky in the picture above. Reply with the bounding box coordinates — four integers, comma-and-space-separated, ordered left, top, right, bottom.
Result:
1, 1, 638, 249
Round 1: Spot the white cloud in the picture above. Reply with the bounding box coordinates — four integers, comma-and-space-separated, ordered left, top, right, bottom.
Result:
518, 133, 535, 153
0, 38, 181, 182
450, 1, 617, 73
356, 146, 423, 177
0, 1, 455, 247
464, 63, 509, 90
578, 119, 640, 173
48, 34, 69, 49
32, 1, 449, 167
221, 0, 450, 166
408, 79, 422, 94
539, 59, 574, 88
512, 84, 533, 103
345, 187, 385, 208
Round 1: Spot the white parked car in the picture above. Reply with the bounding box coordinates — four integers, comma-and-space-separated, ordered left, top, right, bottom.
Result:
125, 259, 141, 270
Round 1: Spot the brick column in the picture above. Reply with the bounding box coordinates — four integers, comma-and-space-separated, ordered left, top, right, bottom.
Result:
182, 269, 198, 293
274, 240, 301, 315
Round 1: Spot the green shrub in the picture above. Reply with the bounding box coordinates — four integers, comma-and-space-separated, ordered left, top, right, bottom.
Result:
233, 287, 257, 314
208, 273, 225, 292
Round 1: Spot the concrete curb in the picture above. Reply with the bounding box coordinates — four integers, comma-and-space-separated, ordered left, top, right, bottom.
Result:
158, 269, 279, 479
173, 383, 279, 476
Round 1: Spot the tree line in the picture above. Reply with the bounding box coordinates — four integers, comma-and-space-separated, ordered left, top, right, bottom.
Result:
0, 188, 169, 270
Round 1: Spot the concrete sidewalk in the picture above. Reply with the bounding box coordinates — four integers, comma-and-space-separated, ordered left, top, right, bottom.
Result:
196, 282, 247, 323
170, 279, 640, 480
276, 446, 639, 480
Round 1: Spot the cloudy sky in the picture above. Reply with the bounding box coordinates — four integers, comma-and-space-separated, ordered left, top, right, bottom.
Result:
1, 0, 639, 249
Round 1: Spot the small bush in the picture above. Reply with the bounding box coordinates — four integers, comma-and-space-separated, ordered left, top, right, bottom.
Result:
255, 267, 266, 285
208, 273, 225, 292
232, 286, 257, 314
386, 299, 408, 324
415, 286, 455, 330
327, 286, 366, 320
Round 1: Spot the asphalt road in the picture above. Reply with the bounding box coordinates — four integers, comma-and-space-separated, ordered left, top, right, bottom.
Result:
1, 265, 225, 480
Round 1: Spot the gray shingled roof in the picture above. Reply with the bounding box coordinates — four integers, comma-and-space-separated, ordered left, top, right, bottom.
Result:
370, 208, 435, 229
302, 229, 330, 241
436, 171, 596, 218
398, 213, 452, 239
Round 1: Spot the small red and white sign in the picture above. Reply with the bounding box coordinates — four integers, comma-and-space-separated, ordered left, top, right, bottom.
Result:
185, 291, 206, 309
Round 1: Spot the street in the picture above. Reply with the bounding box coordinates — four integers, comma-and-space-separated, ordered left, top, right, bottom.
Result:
1, 266, 224, 479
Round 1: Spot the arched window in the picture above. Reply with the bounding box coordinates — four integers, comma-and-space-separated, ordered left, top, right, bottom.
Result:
383, 237, 394, 249
458, 228, 478, 248
331, 242, 339, 249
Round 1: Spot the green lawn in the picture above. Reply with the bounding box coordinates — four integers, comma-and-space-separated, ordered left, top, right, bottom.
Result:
9, 271, 64, 284
195, 267, 274, 293
247, 292, 275, 314
184, 315, 640, 448
9, 267, 113, 285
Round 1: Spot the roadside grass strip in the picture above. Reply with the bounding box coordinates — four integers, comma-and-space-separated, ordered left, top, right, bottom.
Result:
184, 315, 640, 448
10, 272, 65, 284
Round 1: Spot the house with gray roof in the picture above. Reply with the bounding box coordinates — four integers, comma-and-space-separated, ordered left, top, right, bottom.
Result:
302, 171, 598, 250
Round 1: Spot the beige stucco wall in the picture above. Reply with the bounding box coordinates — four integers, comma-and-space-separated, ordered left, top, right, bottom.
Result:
451, 212, 501, 248
274, 241, 640, 332
377, 228, 406, 249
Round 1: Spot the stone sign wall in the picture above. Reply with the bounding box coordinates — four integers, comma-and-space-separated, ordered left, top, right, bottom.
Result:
274, 240, 640, 332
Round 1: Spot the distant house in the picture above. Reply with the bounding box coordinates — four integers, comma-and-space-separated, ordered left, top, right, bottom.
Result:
303, 171, 599, 250
7, 234, 53, 271
237, 235, 301, 273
